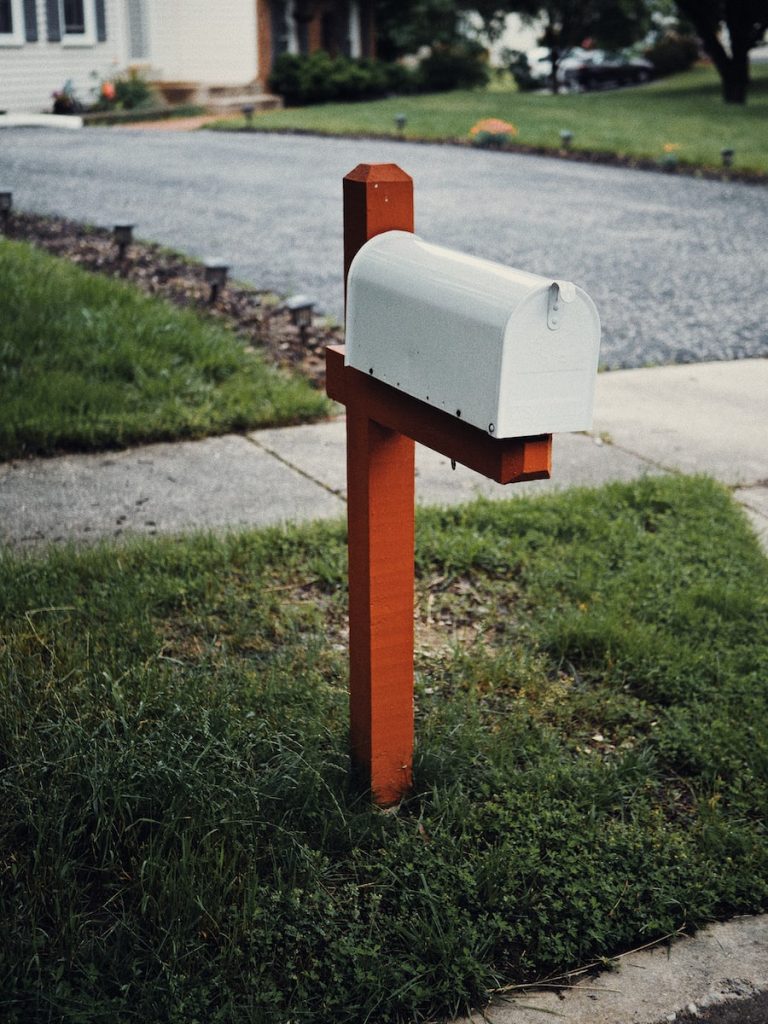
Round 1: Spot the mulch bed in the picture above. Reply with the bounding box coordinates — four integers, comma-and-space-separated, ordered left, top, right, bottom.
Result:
5, 211, 341, 389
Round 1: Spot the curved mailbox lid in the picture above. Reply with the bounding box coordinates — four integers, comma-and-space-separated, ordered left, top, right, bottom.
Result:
346, 231, 601, 438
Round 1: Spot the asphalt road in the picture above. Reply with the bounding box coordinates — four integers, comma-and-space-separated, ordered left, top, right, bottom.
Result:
1, 127, 766, 369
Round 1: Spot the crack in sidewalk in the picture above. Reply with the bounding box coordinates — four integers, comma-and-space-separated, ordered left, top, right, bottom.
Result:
245, 435, 347, 504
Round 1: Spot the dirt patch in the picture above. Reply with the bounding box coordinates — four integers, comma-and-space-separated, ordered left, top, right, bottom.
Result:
6, 211, 342, 389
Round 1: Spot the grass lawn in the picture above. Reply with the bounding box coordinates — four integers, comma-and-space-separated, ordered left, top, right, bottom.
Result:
0, 239, 329, 460
210, 65, 768, 177
1, 476, 767, 1023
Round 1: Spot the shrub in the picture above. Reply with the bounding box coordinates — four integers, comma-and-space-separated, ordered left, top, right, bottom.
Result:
417, 41, 489, 92
113, 67, 155, 109
469, 117, 518, 148
88, 67, 155, 111
267, 46, 488, 106
503, 48, 539, 92
383, 60, 420, 95
644, 33, 700, 77
268, 51, 416, 106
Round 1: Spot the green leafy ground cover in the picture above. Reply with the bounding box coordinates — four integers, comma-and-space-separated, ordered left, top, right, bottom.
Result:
211, 65, 768, 177
1, 476, 767, 1022
0, 240, 328, 459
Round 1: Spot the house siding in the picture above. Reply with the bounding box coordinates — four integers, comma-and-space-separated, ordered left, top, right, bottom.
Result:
1, 0, 126, 113
145, 0, 258, 86
2, 1, 374, 112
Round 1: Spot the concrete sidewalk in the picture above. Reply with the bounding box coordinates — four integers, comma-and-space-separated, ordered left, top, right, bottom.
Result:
1, 359, 766, 551
457, 915, 768, 1024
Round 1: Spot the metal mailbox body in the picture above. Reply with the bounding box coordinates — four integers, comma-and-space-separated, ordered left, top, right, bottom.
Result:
346, 231, 601, 438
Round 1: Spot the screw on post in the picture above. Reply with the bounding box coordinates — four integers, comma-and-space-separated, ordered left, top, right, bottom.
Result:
204, 259, 229, 305
113, 223, 134, 261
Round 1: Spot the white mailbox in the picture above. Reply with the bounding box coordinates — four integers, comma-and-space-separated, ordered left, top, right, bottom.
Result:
346, 231, 601, 438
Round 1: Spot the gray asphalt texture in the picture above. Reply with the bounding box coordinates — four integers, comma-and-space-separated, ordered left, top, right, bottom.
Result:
1, 127, 766, 369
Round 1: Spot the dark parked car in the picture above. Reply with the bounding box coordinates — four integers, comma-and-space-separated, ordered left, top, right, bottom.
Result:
523, 47, 654, 91
561, 50, 654, 90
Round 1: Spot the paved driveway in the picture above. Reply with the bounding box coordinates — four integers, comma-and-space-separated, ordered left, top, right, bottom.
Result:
1, 128, 766, 368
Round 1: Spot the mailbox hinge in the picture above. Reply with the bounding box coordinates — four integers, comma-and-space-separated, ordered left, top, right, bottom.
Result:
547, 280, 576, 331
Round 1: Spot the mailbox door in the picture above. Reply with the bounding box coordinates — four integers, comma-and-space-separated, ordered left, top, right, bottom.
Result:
496, 286, 601, 437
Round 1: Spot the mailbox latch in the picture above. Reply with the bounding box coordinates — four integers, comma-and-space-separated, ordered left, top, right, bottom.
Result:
547, 280, 576, 331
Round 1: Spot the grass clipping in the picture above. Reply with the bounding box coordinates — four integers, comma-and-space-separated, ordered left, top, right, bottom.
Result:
1, 476, 767, 1023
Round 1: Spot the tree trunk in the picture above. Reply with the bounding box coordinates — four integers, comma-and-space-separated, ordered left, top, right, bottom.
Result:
721, 12, 752, 104
674, 0, 752, 104
550, 47, 560, 93
720, 61, 748, 103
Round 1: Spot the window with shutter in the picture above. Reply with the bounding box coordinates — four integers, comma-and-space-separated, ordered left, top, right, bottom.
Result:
62, 0, 84, 33
0, 0, 25, 44
57, 0, 101, 44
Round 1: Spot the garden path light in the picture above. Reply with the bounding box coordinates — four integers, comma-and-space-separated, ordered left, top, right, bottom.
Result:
113, 223, 134, 260
284, 294, 315, 342
204, 259, 229, 304
0, 190, 11, 234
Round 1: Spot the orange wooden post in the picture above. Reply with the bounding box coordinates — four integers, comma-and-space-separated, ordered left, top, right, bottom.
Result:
343, 165, 416, 804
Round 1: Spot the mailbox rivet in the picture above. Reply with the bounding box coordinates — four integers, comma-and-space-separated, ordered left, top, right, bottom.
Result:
489, 423, 495, 434
456, 409, 462, 418
369, 367, 374, 375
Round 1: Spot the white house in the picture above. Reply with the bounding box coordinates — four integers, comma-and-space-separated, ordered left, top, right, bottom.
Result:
0, 0, 375, 114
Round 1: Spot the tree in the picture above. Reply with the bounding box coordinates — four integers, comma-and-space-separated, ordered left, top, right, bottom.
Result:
672, 0, 768, 103
484, 0, 650, 92
375, 0, 465, 60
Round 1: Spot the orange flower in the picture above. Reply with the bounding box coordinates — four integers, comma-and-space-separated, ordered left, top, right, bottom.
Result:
469, 117, 518, 138
663, 142, 681, 153
101, 81, 116, 101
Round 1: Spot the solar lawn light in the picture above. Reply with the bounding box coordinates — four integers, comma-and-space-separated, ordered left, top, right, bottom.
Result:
0, 190, 12, 234
241, 103, 255, 127
395, 113, 407, 135
284, 293, 315, 340
113, 223, 134, 260
204, 258, 229, 304
721, 147, 735, 168
559, 129, 573, 149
